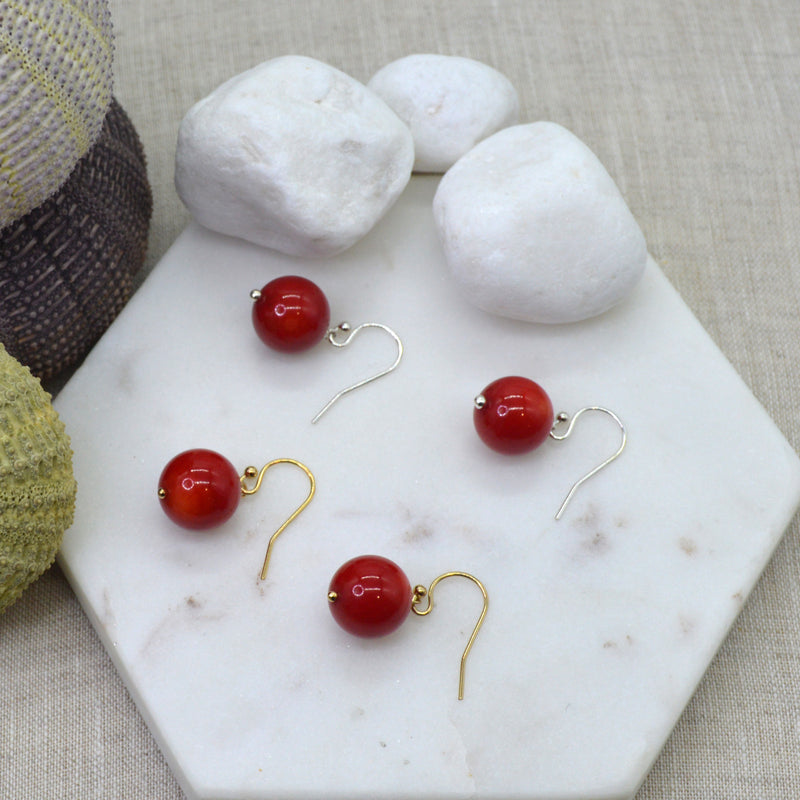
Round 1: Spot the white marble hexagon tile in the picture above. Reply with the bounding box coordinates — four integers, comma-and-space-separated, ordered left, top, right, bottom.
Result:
56, 177, 800, 800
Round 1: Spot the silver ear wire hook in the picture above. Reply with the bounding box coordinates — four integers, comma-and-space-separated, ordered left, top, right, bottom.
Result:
549, 406, 627, 520
311, 321, 404, 423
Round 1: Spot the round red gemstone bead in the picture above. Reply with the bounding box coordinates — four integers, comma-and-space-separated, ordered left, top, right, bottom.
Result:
473, 376, 555, 455
328, 555, 412, 638
251, 275, 331, 353
158, 448, 241, 530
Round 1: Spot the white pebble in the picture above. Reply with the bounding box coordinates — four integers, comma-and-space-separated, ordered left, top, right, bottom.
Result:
432, 122, 647, 323
368, 54, 519, 173
175, 56, 414, 258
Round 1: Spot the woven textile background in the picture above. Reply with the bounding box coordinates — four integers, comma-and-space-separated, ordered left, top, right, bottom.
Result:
2, 0, 799, 797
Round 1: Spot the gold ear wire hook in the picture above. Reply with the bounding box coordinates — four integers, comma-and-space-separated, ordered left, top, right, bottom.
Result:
411, 571, 488, 700
311, 321, 404, 423
549, 406, 627, 520
239, 458, 316, 580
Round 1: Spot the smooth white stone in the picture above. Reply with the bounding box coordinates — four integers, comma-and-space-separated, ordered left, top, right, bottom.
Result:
175, 55, 414, 258
433, 122, 648, 323
368, 54, 519, 173
55, 178, 800, 800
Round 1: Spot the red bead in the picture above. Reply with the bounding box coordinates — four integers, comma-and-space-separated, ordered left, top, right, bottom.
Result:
473, 376, 555, 454
328, 555, 412, 638
158, 449, 241, 530
251, 275, 331, 353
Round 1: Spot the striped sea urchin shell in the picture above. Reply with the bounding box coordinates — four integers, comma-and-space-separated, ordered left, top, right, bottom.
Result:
0, 0, 114, 229
0, 342, 76, 613
0, 97, 152, 381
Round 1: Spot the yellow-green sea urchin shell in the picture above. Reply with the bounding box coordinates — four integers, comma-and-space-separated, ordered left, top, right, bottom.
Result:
0, 342, 76, 613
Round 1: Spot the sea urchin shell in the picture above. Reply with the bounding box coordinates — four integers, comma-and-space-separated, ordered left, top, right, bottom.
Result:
0, 343, 76, 613
0, 0, 114, 229
0, 97, 153, 382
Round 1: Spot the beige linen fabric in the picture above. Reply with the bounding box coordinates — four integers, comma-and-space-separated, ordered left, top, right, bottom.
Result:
3, 0, 799, 797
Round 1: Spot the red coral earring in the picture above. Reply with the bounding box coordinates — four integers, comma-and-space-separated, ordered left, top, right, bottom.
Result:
473, 376, 626, 519
250, 275, 403, 422
327, 554, 488, 700
157, 448, 315, 580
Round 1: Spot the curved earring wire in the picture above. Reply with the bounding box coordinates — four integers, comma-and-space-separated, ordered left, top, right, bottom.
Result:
311, 321, 404, 424
411, 571, 489, 700
239, 458, 316, 580
548, 406, 627, 520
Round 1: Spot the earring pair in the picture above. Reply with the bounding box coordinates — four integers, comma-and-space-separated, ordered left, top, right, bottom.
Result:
249, 279, 627, 519
156, 448, 488, 700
